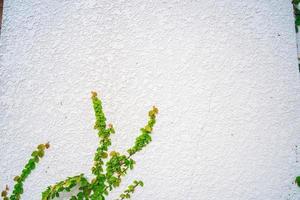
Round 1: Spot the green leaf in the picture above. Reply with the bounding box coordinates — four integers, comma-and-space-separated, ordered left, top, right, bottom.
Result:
296, 176, 300, 187
139, 181, 144, 187
293, 0, 300, 5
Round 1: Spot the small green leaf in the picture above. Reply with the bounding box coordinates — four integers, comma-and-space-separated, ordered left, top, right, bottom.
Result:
296, 176, 300, 187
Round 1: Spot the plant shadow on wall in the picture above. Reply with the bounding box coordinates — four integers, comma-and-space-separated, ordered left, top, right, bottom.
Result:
1, 91, 159, 200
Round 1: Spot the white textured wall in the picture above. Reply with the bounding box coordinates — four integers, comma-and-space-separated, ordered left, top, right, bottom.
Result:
1, 1, 300, 199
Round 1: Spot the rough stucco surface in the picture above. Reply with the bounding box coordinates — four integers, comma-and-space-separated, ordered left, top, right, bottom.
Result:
1, 1, 300, 199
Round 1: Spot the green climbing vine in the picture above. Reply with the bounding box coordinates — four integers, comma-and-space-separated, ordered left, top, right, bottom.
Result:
292, 0, 300, 71
293, 0, 300, 33
1, 91, 159, 200
296, 176, 300, 188
294, 3, 300, 188
115, 180, 144, 200
1, 143, 50, 200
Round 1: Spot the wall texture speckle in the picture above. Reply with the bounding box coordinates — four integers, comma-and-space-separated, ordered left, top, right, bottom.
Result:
1, 1, 300, 199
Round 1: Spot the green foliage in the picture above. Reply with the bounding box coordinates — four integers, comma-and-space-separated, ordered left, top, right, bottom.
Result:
1, 91, 158, 200
41, 174, 90, 200
115, 180, 144, 200
292, 1, 300, 72
296, 176, 300, 187
1, 143, 50, 200
293, 0, 300, 33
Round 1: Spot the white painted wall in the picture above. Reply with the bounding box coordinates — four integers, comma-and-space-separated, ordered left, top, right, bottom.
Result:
1, 1, 300, 199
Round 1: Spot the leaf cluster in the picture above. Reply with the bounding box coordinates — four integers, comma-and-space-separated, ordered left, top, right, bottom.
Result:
42, 174, 90, 200
1, 143, 50, 200
293, 0, 300, 32
115, 180, 144, 200
296, 176, 300, 187
1, 91, 158, 200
